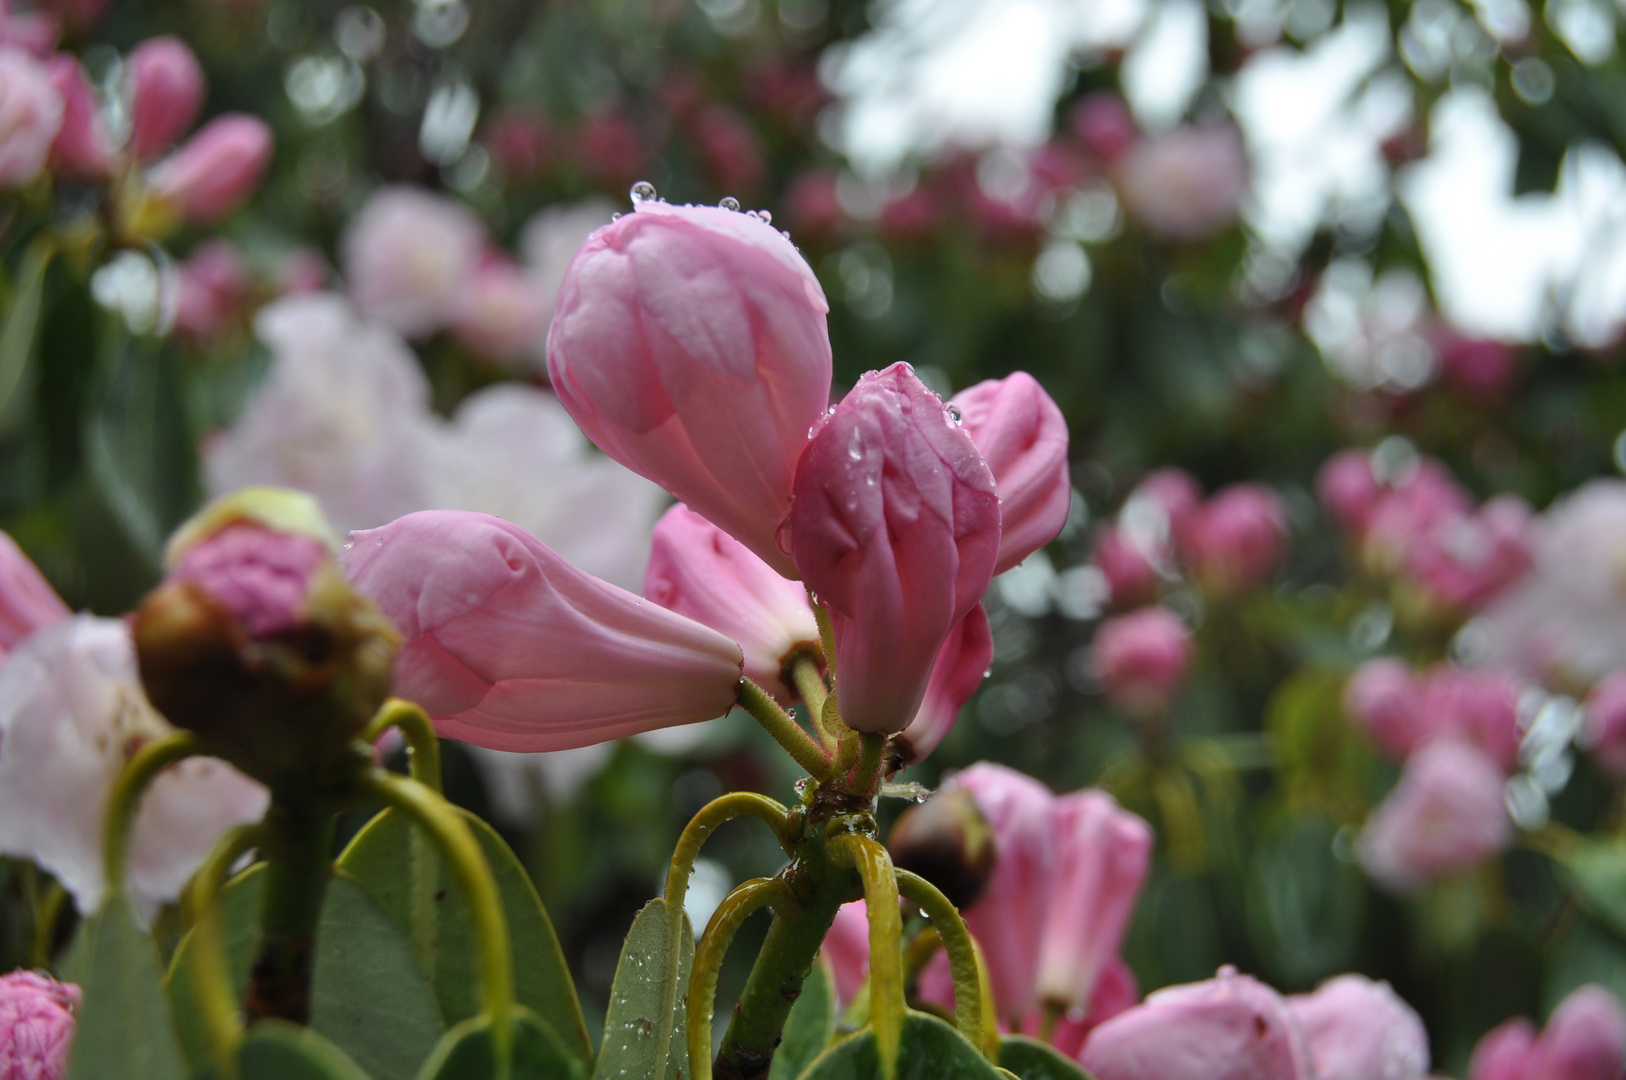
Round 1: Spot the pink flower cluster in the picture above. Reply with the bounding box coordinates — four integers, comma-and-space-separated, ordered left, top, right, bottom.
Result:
0, 970, 79, 1080
1468, 985, 1626, 1080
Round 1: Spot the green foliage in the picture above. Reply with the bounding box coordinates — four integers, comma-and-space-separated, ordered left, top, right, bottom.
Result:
1558, 838, 1626, 942
769, 957, 837, 1080
591, 898, 692, 1080
238, 1021, 374, 1080
412, 1008, 590, 1080
62, 897, 189, 1080
996, 1036, 1095, 1080
794, 1012, 1001, 1080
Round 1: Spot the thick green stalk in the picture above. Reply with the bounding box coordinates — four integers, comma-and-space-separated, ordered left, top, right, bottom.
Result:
895, 870, 986, 1055
687, 878, 798, 1080
738, 678, 832, 780
243, 795, 337, 1025
831, 834, 904, 1080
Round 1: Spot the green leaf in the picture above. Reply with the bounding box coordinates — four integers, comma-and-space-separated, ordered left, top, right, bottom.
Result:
338, 807, 593, 1069
413, 1007, 590, 1080
1243, 818, 1364, 986
0, 239, 52, 436
591, 897, 692, 1080
795, 1012, 1001, 1080
769, 956, 836, 1080
64, 897, 189, 1080
1559, 838, 1626, 940
239, 1020, 374, 1080
996, 1036, 1096, 1080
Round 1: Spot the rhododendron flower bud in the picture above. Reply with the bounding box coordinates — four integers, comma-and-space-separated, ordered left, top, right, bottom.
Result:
950, 372, 1070, 574
0, 4, 57, 56
1418, 665, 1524, 771
1071, 92, 1137, 161
1090, 607, 1192, 714
1080, 967, 1312, 1080
1583, 672, 1626, 778
1407, 497, 1533, 613
44, 55, 108, 179
173, 238, 252, 342
449, 255, 551, 367
1343, 658, 1424, 760
822, 900, 871, 1007
1190, 484, 1288, 593
1095, 526, 1162, 608
1357, 738, 1511, 892
0, 47, 61, 188
548, 199, 833, 577
1534, 985, 1626, 1080
0, 970, 80, 1079
125, 35, 204, 160
1288, 974, 1430, 1080
792, 363, 1000, 734
147, 114, 272, 224
1319, 450, 1382, 537
886, 784, 995, 909
342, 187, 485, 338
1035, 791, 1153, 1013
1467, 1019, 1536, 1080
644, 503, 819, 704
1130, 468, 1203, 555
343, 510, 744, 752
890, 604, 992, 766
0, 532, 69, 660
1363, 462, 1471, 574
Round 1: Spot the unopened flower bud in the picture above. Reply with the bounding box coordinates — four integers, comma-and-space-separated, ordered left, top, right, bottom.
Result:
1343, 658, 1423, 760
125, 35, 204, 161
1189, 484, 1288, 594
886, 786, 996, 909
1318, 450, 1381, 537
0, 970, 80, 1080
146, 114, 272, 226
1535, 985, 1626, 1080
1090, 607, 1192, 715
44, 55, 109, 180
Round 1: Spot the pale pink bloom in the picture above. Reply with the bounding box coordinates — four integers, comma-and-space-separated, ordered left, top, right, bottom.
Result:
791, 363, 1000, 734
1079, 966, 1313, 1080
0, 970, 79, 1080
449, 254, 552, 367
1469, 987, 1626, 1080
1071, 92, 1137, 162
1467, 1019, 1536, 1080
170, 523, 328, 638
822, 899, 870, 1007
1090, 607, 1192, 714
1130, 468, 1204, 556
1115, 125, 1248, 243
173, 238, 252, 341
0, 47, 61, 187
951, 372, 1071, 575
1189, 484, 1288, 593
1288, 974, 1430, 1080
1319, 450, 1382, 537
0, 532, 69, 661
0, 616, 268, 913
645, 503, 820, 704
341, 186, 485, 337
342, 510, 744, 753
1406, 496, 1533, 612
1034, 791, 1153, 1013
891, 605, 992, 765
124, 35, 204, 161
1417, 666, 1524, 772
1095, 526, 1162, 608
1583, 672, 1626, 779
1362, 462, 1471, 575
43, 55, 107, 179
1030, 955, 1140, 1059
1356, 738, 1511, 892
1343, 658, 1424, 760
547, 199, 833, 578
275, 247, 329, 295
147, 114, 272, 224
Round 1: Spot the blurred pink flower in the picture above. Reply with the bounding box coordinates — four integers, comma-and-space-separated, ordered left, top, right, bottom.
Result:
0, 1, 57, 55
449, 254, 551, 368
1343, 658, 1424, 760
1583, 671, 1626, 778
125, 35, 204, 161
1469, 986, 1626, 1080
951, 372, 1071, 575
147, 114, 272, 224
43, 55, 107, 179
1115, 125, 1247, 243
1189, 484, 1288, 594
1406, 495, 1533, 612
173, 239, 252, 342
1467, 1018, 1536, 1080
1357, 738, 1511, 892
1361, 461, 1470, 575
1131, 468, 1204, 556
0, 47, 61, 187
1090, 607, 1192, 714
1436, 335, 1517, 400
1288, 974, 1430, 1080
1417, 665, 1525, 772
0, 532, 69, 661
574, 111, 645, 190
822, 899, 870, 1007
1039, 955, 1140, 1059
170, 523, 328, 638
891, 604, 992, 766
518, 198, 615, 360
0, 970, 79, 1080
341, 186, 485, 338
787, 169, 845, 242
692, 104, 765, 197
1070, 92, 1137, 162
1095, 526, 1163, 608
1318, 450, 1382, 537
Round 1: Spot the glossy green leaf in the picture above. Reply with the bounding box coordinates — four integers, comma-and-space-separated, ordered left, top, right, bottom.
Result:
996, 1036, 1096, 1080
1560, 839, 1626, 941
795, 1012, 1001, 1080
413, 1007, 590, 1080
63, 897, 189, 1080
239, 1020, 374, 1080
0, 239, 52, 435
769, 955, 836, 1080
337, 806, 593, 1068
591, 897, 692, 1080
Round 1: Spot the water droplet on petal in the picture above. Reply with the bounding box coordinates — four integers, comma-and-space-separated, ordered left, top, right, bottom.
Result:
719, 195, 741, 211
946, 404, 963, 425
611, 212, 622, 221
630, 180, 657, 204
746, 209, 761, 220
847, 427, 864, 460
758, 209, 773, 224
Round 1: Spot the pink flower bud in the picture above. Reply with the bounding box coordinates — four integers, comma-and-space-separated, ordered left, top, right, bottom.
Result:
44, 55, 108, 179
173, 238, 252, 341
1343, 658, 1424, 760
791, 363, 1000, 734
169, 523, 328, 638
548, 199, 833, 578
125, 35, 204, 161
822, 899, 870, 1007
1079, 967, 1313, 1080
0, 970, 80, 1080
0, 5, 58, 56
1468, 1019, 1537, 1080
1418, 664, 1526, 772
1436, 335, 1517, 400
1318, 450, 1381, 537
1288, 974, 1430, 1080
891, 605, 992, 766
0, 47, 61, 188
1407, 497, 1533, 613
343, 510, 745, 752
1363, 462, 1471, 574
1533, 985, 1626, 1080
644, 503, 819, 705
1035, 791, 1153, 1013
342, 187, 485, 337
1095, 526, 1162, 608
1356, 738, 1511, 892
1132, 468, 1203, 555
1189, 484, 1288, 593
950, 372, 1071, 575
1090, 607, 1192, 714
449, 255, 551, 368
147, 114, 272, 224
1583, 672, 1626, 778
1071, 92, 1137, 162
0, 531, 69, 660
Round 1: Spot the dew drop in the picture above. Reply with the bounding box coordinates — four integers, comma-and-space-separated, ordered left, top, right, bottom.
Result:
781, 230, 792, 239
847, 426, 864, 460
746, 209, 761, 220
719, 195, 741, 211
758, 209, 773, 224
630, 180, 657, 204
611, 212, 622, 221
946, 404, 963, 425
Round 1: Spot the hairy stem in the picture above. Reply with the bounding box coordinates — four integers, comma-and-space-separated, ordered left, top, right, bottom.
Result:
738, 677, 833, 780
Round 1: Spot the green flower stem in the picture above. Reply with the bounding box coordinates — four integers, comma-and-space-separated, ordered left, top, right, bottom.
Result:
27, 877, 66, 969
360, 768, 515, 1075
244, 794, 337, 1025
810, 594, 838, 679
188, 822, 271, 1080
687, 878, 798, 1080
895, 870, 987, 1057
665, 793, 794, 911
359, 698, 443, 793
788, 653, 834, 751
851, 733, 887, 796
830, 833, 905, 1080
101, 731, 203, 903
738, 677, 833, 781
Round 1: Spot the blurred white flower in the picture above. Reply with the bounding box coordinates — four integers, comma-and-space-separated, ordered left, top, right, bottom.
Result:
464, 743, 614, 825
1115, 124, 1248, 242
448, 256, 552, 370
342, 186, 485, 337
0, 616, 268, 914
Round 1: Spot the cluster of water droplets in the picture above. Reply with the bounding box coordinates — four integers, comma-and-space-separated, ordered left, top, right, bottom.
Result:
615, 181, 794, 241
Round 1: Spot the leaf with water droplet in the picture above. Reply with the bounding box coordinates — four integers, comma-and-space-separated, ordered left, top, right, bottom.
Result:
592, 899, 692, 1080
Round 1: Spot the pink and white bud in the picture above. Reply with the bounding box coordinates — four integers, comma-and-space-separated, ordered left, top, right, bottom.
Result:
791, 363, 1001, 734
1583, 672, 1626, 779
1095, 526, 1163, 608
342, 510, 745, 752
0, 970, 79, 1080
548, 200, 833, 578
1090, 607, 1192, 714
1130, 468, 1204, 556
1035, 790, 1153, 1013
891, 605, 993, 766
449, 254, 551, 367
0, 47, 61, 188
173, 238, 252, 341
822, 899, 870, 1007
341, 186, 485, 338
1343, 658, 1424, 760
1533, 985, 1626, 1080
644, 503, 819, 705
1189, 484, 1288, 594
1318, 450, 1382, 537
1079, 967, 1313, 1080
950, 372, 1071, 575
147, 114, 272, 224
1115, 125, 1248, 244
1467, 1019, 1537, 1080
43, 55, 108, 179
1407, 497, 1533, 613
125, 35, 204, 161
1356, 738, 1511, 892
0, 532, 69, 661
1288, 974, 1430, 1080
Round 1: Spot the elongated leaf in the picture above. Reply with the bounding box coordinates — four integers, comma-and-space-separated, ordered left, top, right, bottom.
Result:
413, 1007, 589, 1080
0, 239, 52, 435
1561, 839, 1626, 941
796, 1012, 1001, 1080
769, 956, 836, 1080
239, 1020, 374, 1080
996, 1036, 1096, 1080
64, 897, 188, 1080
591, 897, 692, 1080
338, 806, 593, 1069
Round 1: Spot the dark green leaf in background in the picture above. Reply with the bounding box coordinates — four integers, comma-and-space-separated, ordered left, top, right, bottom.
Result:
996, 1036, 1096, 1080
63, 897, 188, 1080
590, 897, 691, 1080
769, 955, 837, 1080
239, 1021, 374, 1080
412, 1008, 589, 1080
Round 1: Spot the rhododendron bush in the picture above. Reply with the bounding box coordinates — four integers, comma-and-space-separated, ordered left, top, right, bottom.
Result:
5, 1, 1626, 1079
